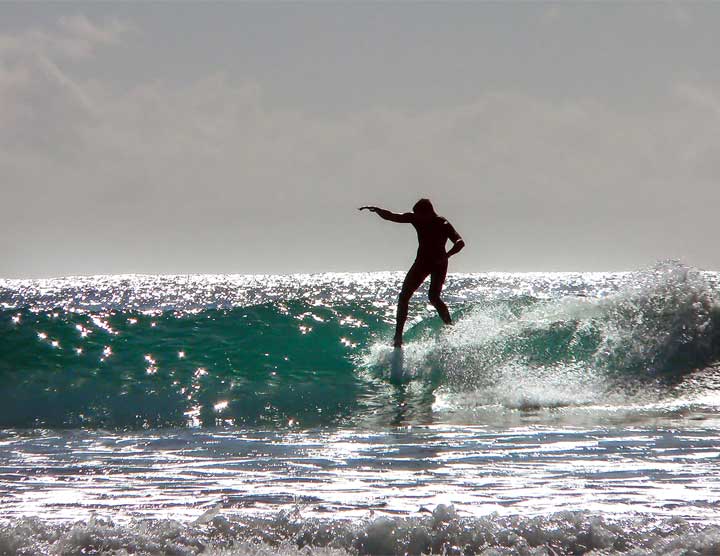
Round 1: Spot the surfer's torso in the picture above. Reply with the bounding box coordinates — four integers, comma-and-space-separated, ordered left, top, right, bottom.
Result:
411, 214, 461, 263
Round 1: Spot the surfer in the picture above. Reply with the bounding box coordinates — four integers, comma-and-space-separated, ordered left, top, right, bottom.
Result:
359, 199, 465, 347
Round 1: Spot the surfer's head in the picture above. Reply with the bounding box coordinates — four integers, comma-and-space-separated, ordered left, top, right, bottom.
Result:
413, 198, 435, 216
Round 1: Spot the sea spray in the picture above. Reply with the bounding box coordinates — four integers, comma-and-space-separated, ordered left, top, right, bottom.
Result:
362, 262, 720, 418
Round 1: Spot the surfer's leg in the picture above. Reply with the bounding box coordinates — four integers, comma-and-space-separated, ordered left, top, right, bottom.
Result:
429, 262, 452, 325
394, 262, 430, 347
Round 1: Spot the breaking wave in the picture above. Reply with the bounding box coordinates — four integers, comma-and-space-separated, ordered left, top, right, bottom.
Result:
1, 263, 719, 428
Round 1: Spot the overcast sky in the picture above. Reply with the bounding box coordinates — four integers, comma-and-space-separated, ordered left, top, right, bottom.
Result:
2, 2, 720, 278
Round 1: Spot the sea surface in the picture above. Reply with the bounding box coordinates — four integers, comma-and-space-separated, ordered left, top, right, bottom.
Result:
1, 262, 719, 554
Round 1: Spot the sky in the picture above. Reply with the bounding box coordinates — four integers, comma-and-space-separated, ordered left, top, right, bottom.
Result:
2, 2, 720, 278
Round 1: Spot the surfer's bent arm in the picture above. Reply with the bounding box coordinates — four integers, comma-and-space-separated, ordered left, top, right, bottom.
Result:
445, 220, 465, 258
446, 237, 465, 258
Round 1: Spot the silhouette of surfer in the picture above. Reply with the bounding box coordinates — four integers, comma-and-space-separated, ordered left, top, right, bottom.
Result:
359, 199, 465, 347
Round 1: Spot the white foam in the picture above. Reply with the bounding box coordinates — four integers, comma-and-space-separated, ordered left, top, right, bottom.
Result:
1, 510, 718, 555
360, 262, 720, 421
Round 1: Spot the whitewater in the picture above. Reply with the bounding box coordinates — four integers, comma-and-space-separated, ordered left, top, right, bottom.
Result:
1, 261, 719, 554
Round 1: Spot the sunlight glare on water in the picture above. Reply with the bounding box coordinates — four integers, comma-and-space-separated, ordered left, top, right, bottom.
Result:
1, 264, 720, 554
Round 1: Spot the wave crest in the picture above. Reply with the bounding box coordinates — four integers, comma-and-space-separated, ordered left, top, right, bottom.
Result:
362, 262, 720, 414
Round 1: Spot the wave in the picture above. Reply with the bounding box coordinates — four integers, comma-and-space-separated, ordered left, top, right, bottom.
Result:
1, 263, 719, 429
363, 263, 720, 416
0, 302, 378, 429
0, 508, 718, 555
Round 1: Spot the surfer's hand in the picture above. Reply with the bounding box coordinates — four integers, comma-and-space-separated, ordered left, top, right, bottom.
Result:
359, 206, 379, 213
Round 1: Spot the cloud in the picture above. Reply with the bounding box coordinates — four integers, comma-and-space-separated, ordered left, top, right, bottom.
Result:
663, 3, 694, 27
0, 14, 129, 60
675, 82, 720, 120
0, 16, 130, 153
57, 15, 128, 51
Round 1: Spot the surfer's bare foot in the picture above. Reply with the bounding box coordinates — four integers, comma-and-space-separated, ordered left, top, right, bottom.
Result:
393, 335, 403, 348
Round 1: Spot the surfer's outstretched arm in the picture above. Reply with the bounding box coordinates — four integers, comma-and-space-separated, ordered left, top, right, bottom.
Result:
358, 206, 413, 223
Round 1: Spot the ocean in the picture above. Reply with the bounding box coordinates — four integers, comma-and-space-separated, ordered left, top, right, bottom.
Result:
1, 261, 719, 554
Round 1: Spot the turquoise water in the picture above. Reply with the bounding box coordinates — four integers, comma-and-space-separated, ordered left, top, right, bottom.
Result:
1, 263, 719, 554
